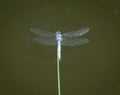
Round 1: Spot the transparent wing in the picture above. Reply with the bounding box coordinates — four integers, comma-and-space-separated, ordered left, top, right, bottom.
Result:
62, 28, 89, 37
32, 37, 57, 46
62, 37, 89, 46
30, 28, 55, 37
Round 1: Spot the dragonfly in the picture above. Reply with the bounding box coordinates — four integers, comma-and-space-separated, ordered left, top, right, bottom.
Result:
30, 27, 89, 61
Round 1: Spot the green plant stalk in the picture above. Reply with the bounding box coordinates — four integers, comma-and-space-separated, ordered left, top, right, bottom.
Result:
57, 50, 61, 95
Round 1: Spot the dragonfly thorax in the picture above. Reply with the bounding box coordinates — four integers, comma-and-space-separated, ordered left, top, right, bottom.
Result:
56, 31, 62, 41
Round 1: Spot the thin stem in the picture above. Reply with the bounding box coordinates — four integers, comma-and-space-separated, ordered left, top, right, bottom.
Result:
57, 50, 61, 95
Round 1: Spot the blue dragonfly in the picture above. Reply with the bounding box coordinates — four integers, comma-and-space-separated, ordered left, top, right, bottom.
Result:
31, 27, 89, 61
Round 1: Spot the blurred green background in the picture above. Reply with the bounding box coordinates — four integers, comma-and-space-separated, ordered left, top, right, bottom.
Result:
0, 0, 120, 95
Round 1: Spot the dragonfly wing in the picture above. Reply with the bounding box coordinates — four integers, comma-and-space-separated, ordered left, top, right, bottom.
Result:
62, 38, 89, 46
30, 28, 55, 37
32, 37, 57, 46
62, 28, 89, 37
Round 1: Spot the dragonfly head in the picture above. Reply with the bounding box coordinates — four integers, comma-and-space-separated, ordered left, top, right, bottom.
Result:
56, 31, 61, 35
55, 31, 62, 41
